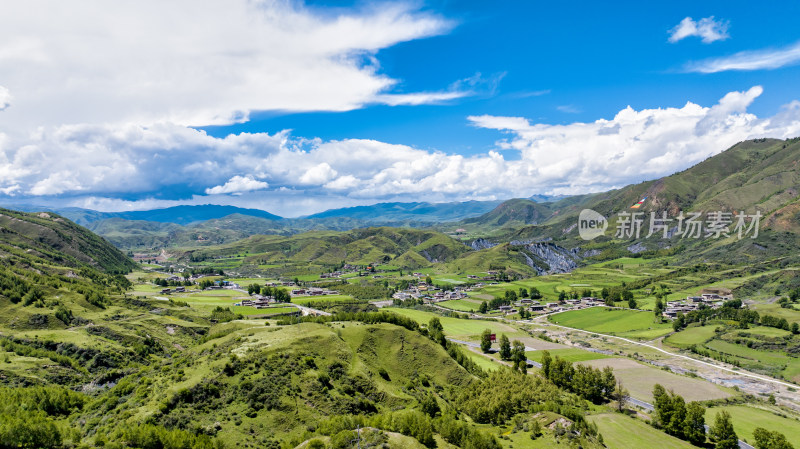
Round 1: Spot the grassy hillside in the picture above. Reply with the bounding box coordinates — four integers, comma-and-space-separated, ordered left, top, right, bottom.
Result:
179, 227, 474, 276
0, 208, 136, 274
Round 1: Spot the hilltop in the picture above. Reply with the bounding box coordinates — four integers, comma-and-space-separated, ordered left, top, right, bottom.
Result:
0, 208, 136, 274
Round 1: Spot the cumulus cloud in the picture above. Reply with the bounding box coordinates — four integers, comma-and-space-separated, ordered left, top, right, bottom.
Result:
686, 40, 800, 73
669, 16, 729, 44
2, 88, 800, 216
0, 86, 10, 111
205, 175, 269, 195
0, 0, 454, 130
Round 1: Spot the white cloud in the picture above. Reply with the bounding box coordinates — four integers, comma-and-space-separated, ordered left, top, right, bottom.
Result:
299, 163, 338, 185
0, 86, 10, 111
686, 41, 800, 73
557, 105, 581, 114
2, 88, 800, 216
205, 175, 269, 195
669, 16, 729, 44
0, 0, 453, 131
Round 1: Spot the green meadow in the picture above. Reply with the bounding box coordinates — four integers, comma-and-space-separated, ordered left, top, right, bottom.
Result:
548, 307, 673, 340
703, 405, 800, 444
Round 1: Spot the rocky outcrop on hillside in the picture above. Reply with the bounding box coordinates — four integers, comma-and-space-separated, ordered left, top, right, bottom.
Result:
518, 242, 580, 275
470, 238, 498, 250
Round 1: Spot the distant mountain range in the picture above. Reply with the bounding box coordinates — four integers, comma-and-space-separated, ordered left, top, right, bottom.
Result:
4, 137, 800, 257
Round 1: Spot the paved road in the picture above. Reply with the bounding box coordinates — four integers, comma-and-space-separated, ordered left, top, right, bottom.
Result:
530, 313, 799, 390
292, 304, 331, 316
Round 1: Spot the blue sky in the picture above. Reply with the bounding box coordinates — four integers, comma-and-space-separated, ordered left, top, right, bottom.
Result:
202, 1, 800, 154
1, 1, 800, 216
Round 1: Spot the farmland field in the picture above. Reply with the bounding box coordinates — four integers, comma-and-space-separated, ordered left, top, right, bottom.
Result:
232, 305, 297, 316
548, 307, 673, 340
436, 299, 481, 312
664, 325, 718, 347
703, 405, 800, 444
580, 358, 732, 402
589, 413, 696, 449
385, 307, 522, 339
291, 294, 357, 305
525, 348, 611, 363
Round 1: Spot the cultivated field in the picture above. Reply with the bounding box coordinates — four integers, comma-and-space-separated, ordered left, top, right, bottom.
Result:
548, 307, 673, 340
385, 307, 522, 340
580, 358, 732, 402
663, 325, 718, 347
703, 405, 800, 444
589, 413, 696, 449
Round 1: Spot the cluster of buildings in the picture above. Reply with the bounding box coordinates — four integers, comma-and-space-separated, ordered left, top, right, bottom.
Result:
392, 282, 472, 303
290, 287, 339, 297
506, 297, 605, 315
237, 296, 274, 308
663, 293, 729, 318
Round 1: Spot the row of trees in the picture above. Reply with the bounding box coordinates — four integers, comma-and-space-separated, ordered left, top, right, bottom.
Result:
651, 385, 706, 444
651, 385, 792, 449
246, 284, 291, 302
540, 351, 616, 404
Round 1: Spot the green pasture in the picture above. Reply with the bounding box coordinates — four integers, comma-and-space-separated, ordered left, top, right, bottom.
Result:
664, 325, 718, 347
704, 405, 800, 444
525, 348, 612, 363
589, 413, 696, 449
436, 299, 481, 312
384, 307, 522, 339
548, 307, 672, 340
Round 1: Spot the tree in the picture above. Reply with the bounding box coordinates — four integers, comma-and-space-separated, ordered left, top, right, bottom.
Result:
709, 411, 738, 449
480, 329, 492, 353
511, 340, 526, 368
518, 288, 528, 298
558, 290, 567, 301
505, 290, 518, 302
247, 283, 261, 295
614, 380, 628, 412
673, 313, 686, 332
753, 427, 794, 449
425, 276, 432, 285
665, 393, 687, 438
499, 334, 511, 360
652, 384, 671, 429
654, 298, 664, 320
529, 287, 542, 299
479, 301, 488, 314
420, 393, 440, 417
428, 317, 443, 333
628, 297, 637, 309
683, 402, 706, 445
540, 350, 552, 378
792, 322, 799, 335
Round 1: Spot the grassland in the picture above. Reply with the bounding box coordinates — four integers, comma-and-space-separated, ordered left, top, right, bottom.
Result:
589, 413, 697, 449
703, 405, 800, 444
437, 299, 482, 312
525, 348, 612, 363
384, 307, 523, 340
580, 358, 731, 402
291, 294, 357, 305
232, 305, 297, 316
663, 325, 718, 347
548, 307, 673, 340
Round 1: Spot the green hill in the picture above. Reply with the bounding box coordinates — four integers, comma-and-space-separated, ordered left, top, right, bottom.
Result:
462, 198, 554, 228
183, 227, 473, 271
0, 208, 136, 273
